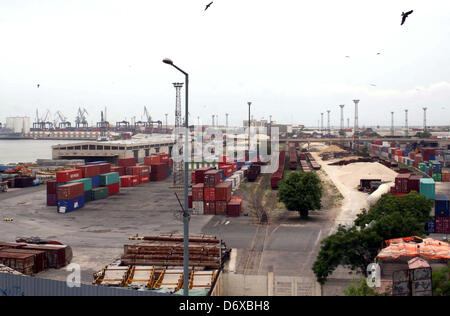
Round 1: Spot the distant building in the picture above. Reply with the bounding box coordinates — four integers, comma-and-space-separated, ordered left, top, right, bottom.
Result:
5, 117, 31, 134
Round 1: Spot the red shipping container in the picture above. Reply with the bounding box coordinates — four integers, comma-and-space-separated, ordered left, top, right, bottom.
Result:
408, 175, 422, 193
204, 187, 216, 201
435, 217, 450, 234
106, 182, 120, 195
215, 183, 232, 201
442, 171, 450, 183
118, 158, 136, 167
215, 201, 227, 215
188, 192, 193, 209
140, 175, 150, 184
56, 169, 82, 183
192, 184, 204, 201
131, 175, 140, 186
77, 165, 100, 178
395, 174, 411, 193
191, 171, 196, 184
57, 182, 84, 200
97, 163, 111, 174
227, 196, 243, 217
168, 158, 174, 169
204, 170, 221, 188
47, 180, 57, 194
111, 166, 125, 177
159, 153, 169, 163
47, 193, 57, 206
194, 167, 213, 184
126, 166, 150, 177
120, 176, 133, 187
144, 155, 160, 166
204, 201, 216, 215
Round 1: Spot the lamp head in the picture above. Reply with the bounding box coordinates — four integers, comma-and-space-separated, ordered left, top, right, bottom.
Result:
163, 58, 174, 65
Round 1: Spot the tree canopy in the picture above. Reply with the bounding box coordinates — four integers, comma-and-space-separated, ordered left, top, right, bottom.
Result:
278, 172, 322, 219
313, 191, 433, 284
432, 264, 450, 296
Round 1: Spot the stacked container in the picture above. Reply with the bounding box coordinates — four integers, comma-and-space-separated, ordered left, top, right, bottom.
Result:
435, 194, 450, 234
56, 182, 85, 213
419, 178, 436, 200
67, 178, 93, 204
100, 172, 120, 196
271, 151, 286, 189
46, 180, 57, 206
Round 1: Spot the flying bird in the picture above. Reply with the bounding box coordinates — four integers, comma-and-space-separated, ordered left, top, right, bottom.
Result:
205, 1, 213, 11
370, 84, 377, 87
377, 52, 381, 55
37, 84, 40, 88
401, 10, 414, 26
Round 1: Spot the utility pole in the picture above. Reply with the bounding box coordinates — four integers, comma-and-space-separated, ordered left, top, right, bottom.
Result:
391, 112, 395, 136
248, 102, 252, 157
212, 115, 215, 127
321, 113, 324, 133
347, 118, 350, 129
353, 100, 360, 136
423, 107, 427, 131
165, 113, 168, 133
226, 113, 229, 129
339, 104, 345, 131
327, 110, 331, 135
405, 109, 408, 137
173, 82, 184, 186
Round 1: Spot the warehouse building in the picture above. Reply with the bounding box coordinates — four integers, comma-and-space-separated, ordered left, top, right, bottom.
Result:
52, 135, 175, 163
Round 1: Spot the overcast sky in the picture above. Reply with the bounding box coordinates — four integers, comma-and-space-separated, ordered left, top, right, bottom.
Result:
0, 0, 449, 128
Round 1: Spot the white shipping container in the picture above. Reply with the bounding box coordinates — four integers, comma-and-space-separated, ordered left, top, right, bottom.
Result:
192, 201, 204, 215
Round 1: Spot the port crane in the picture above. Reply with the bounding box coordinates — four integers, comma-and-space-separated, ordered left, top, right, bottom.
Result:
56, 111, 72, 129
136, 106, 162, 132
75, 107, 89, 128
33, 109, 54, 130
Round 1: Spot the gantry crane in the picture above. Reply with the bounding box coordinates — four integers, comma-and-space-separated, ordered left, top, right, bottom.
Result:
56, 111, 72, 129
75, 107, 89, 128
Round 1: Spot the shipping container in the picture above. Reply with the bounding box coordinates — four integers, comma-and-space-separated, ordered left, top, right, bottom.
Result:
84, 190, 93, 203
91, 175, 101, 188
395, 174, 411, 193
120, 176, 133, 187
47, 193, 57, 206
435, 194, 450, 217
118, 158, 136, 168
204, 170, 221, 188
56, 169, 82, 183
47, 180, 57, 194
67, 178, 92, 192
215, 201, 227, 215
227, 196, 243, 217
139, 175, 150, 184
204, 201, 216, 215
77, 165, 100, 178
215, 183, 232, 202
204, 187, 216, 201
408, 175, 422, 193
419, 178, 436, 200
56, 182, 84, 201
97, 163, 111, 174
111, 166, 125, 177
435, 216, 450, 234
57, 195, 85, 213
105, 182, 120, 196
92, 187, 109, 200
192, 201, 204, 215
192, 183, 204, 201
100, 172, 120, 186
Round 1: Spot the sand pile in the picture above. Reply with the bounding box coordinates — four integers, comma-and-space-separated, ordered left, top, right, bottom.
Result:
331, 162, 398, 189
319, 145, 346, 154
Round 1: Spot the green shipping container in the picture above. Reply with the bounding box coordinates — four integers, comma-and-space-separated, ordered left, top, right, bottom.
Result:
92, 187, 109, 200
418, 163, 426, 172
419, 178, 435, 200
67, 178, 92, 191
432, 173, 442, 182
100, 172, 119, 186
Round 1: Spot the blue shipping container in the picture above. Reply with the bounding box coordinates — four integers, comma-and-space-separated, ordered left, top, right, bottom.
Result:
435, 194, 450, 217
91, 175, 101, 188
426, 220, 435, 234
57, 195, 85, 214
86, 161, 108, 165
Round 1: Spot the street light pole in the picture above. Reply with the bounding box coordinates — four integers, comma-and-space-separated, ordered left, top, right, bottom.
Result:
248, 102, 252, 160
163, 58, 190, 296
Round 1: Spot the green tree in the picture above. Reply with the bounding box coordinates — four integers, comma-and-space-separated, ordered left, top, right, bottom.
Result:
313, 192, 433, 284
278, 172, 322, 219
432, 264, 450, 296
344, 279, 389, 296
415, 131, 432, 138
